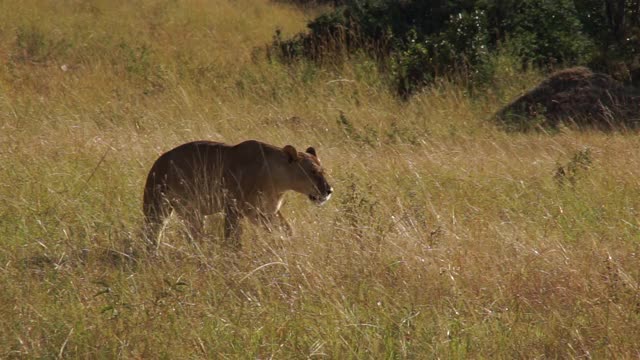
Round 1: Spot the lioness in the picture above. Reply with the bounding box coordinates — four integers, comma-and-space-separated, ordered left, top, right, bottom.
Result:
142, 140, 332, 248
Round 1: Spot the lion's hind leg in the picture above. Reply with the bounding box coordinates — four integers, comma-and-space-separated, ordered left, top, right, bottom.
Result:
223, 205, 243, 249
142, 192, 172, 252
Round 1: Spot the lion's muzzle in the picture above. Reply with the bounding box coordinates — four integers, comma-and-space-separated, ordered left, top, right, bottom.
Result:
309, 186, 333, 205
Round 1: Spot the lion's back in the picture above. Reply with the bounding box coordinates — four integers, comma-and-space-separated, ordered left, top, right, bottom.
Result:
145, 141, 228, 190
144, 139, 284, 203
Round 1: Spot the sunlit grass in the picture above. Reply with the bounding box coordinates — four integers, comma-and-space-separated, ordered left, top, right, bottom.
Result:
1, 0, 640, 358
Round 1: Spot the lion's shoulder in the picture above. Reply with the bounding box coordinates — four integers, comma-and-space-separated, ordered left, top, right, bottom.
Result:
234, 139, 274, 150
231, 140, 283, 158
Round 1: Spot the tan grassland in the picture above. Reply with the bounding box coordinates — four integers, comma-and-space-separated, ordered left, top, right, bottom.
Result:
1, 0, 639, 357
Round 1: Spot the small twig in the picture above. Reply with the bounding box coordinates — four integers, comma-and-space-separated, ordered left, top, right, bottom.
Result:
326, 78, 355, 85
238, 261, 287, 283
75, 147, 110, 196
58, 327, 74, 359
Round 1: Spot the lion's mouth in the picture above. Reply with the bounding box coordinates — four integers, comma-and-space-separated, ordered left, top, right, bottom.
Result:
309, 193, 331, 205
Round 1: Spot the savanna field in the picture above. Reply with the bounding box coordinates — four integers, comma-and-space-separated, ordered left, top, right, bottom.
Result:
1, 0, 640, 358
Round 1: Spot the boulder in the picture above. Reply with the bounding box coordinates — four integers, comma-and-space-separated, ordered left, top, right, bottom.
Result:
496, 67, 640, 131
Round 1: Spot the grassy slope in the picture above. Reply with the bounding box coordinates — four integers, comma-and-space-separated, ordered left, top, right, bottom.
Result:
1, 0, 640, 358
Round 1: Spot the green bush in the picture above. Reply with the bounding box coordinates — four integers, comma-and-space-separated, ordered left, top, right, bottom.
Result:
488, 0, 594, 65
271, 0, 640, 96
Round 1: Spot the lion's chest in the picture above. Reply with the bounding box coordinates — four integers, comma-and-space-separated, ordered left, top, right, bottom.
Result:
250, 193, 284, 214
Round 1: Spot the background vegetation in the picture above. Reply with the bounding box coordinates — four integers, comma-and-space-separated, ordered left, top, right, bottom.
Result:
274, 0, 640, 96
1, 0, 639, 358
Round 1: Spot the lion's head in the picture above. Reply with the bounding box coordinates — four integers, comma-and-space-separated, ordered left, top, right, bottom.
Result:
283, 145, 333, 205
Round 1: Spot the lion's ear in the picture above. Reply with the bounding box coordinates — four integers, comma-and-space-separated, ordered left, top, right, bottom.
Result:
306, 147, 317, 157
283, 145, 299, 163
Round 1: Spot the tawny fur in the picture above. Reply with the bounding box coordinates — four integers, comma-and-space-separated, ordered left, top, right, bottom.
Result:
142, 140, 332, 248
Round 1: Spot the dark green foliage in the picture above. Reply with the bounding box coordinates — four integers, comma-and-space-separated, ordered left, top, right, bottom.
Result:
274, 0, 347, 5
575, 0, 640, 83
272, 0, 640, 96
487, 0, 594, 65
392, 9, 490, 97
392, 33, 433, 98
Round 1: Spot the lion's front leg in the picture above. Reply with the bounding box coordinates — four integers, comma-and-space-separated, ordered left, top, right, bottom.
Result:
223, 206, 243, 249
275, 211, 293, 237
255, 211, 293, 237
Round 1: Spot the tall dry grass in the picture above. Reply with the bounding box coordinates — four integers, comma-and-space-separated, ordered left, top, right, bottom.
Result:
1, 0, 640, 358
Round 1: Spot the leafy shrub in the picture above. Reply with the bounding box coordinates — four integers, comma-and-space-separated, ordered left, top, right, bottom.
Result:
391, 9, 490, 97
574, 0, 640, 85
489, 0, 595, 66
271, 0, 640, 96
274, 0, 347, 5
